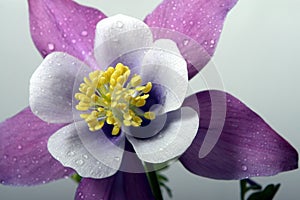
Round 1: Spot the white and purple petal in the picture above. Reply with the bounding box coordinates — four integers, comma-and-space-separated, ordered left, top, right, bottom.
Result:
141, 39, 188, 113
145, 0, 238, 79
0, 107, 73, 186
94, 14, 153, 69
75, 142, 154, 200
180, 90, 298, 180
47, 121, 125, 179
28, 0, 106, 69
127, 107, 199, 163
30, 52, 89, 124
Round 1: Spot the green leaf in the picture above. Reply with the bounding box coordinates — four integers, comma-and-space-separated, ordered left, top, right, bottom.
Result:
247, 184, 281, 200
160, 181, 173, 198
155, 164, 173, 199
240, 179, 262, 200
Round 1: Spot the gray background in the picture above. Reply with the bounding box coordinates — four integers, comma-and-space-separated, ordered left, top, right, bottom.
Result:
0, 0, 299, 199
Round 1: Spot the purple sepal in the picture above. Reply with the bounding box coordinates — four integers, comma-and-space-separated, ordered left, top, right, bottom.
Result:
145, 0, 238, 79
0, 107, 74, 186
180, 90, 298, 180
28, 0, 107, 69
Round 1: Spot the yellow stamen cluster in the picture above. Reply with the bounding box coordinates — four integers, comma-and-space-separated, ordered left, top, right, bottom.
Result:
75, 63, 156, 135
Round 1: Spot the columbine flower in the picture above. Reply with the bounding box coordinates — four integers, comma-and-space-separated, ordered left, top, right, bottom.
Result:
0, 0, 298, 199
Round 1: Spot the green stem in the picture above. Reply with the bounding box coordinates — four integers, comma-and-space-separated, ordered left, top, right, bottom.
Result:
144, 162, 164, 200
71, 173, 82, 183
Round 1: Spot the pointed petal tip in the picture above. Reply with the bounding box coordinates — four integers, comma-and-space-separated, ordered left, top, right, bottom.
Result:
145, 0, 239, 79
0, 107, 73, 186
180, 90, 299, 180
28, 0, 106, 68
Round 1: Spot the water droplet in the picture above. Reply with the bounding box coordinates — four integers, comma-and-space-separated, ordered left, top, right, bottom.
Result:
112, 38, 119, 42
76, 159, 84, 166
3, 155, 8, 159
210, 39, 215, 44
116, 21, 124, 28
71, 39, 76, 44
159, 148, 163, 151
241, 165, 248, 171
17, 174, 22, 178
263, 156, 267, 160
47, 43, 55, 51
67, 151, 75, 157
17, 145, 23, 150
83, 154, 89, 159
114, 156, 120, 161
232, 124, 239, 128
92, 194, 96, 197
183, 39, 190, 46
81, 30, 88, 36
41, 50, 47, 55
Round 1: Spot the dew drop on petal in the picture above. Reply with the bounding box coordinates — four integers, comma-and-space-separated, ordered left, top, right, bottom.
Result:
81, 30, 88, 36
67, 151, 75, 157
17, 145, 23, 150
116, 21, 124, 28
241, 164, 248, 171
47, 43, 55, 51
41, 50, 47, 56
17, 174, 22, 178
76, 159, 84, 166
71, 39, 76, 44
183, 39, 190, 46
114, 156, 120, 161
83, 154, 89, 159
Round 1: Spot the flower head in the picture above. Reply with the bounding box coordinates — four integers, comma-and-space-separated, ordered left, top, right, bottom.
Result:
29, 14, 200, 178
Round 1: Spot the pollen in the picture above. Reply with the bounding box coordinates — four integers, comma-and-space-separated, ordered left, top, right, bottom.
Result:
75, 63, 156, 135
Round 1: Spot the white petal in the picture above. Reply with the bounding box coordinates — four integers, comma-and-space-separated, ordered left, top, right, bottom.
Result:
48, 121, 125, 179
29, 52, 90, 123
94, 14, 153, 68
127, 107, 199, 163
141, 39, 188, 113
